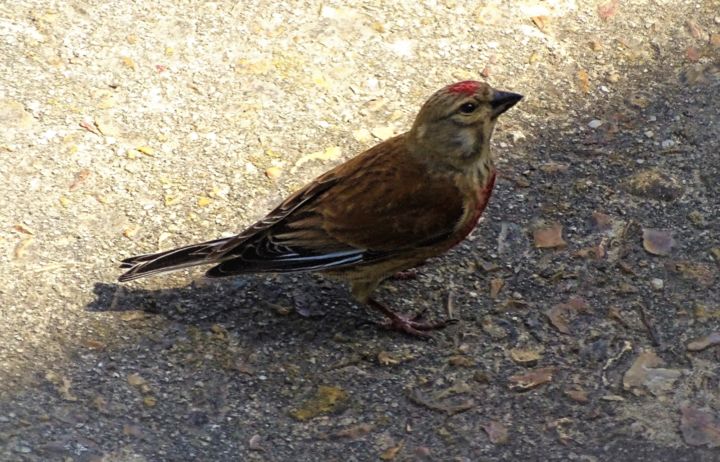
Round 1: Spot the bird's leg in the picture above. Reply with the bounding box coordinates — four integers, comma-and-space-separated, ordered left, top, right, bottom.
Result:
367, 298, 454, 338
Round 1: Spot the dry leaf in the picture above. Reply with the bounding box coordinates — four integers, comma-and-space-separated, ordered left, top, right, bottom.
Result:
489, 278, 504, 298
577, 69, 590, 93
69, 168, 91, 191
565, 296, 590, 312
546, 297, 589, 334
539, 162, 569, 174
546, 305, 570, 334
123, 424, 143, 438
533, 223, 566, 248
448, 355, 475, 367
294, 146, 342, 170
335, 423, 374, 439
711, 34, 720, 48
672, 261, 716, 287
79, 119, 100, 135
197, 196, 212, 207
81, 339, 106, 350
531, 16, 550, 33
380, 440, 404, 461
136, 145, 155, 156
687, 332, 720, 352
574, 242, 606, 260
127, 373, 146, 387
94, 396, 109, 412
290, 385, 348, 421
625, 169, 683, 201
509, 347, 542, 365
122, 56, 137, 70
407, 387, 476, 415
508, 367, 556, 390
14, 237, 34, 259
597, 0, 619, 21
642, 228, 674, 256
685, 20, 706, 41
590, 211, 613, 232
565, 388, 589, 403
12, 224, 34, 235
623, 351, 682, 396
686, 46, 701, 62
249, 434, 264, 451
680, 406, 720, 448
483, 421, 509, 444
123, 225, 140, 238
265, 167, 282, 180
120, 311, 146, 321
377, 351, 400, 366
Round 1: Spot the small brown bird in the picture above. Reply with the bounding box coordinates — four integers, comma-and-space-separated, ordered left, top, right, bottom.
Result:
119, 81, 522, 336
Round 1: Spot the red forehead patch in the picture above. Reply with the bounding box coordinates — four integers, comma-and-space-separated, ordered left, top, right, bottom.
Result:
447, 81, 480, 95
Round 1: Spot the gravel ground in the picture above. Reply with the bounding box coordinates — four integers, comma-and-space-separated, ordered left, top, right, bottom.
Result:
1, 0, 719, 460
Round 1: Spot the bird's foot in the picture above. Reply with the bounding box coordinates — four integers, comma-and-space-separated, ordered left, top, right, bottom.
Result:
368, 298, 456, 338
391, 269, 419, 281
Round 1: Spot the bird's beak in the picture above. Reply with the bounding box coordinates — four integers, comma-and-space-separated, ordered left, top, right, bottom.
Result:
491, 91, 523, 117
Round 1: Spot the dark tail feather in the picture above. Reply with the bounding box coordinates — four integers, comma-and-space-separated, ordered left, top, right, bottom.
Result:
118, 237, 231, 282
204, 250, 364, 278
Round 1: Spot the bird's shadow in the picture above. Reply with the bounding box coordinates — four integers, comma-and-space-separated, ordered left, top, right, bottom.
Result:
86, 273, 375, 336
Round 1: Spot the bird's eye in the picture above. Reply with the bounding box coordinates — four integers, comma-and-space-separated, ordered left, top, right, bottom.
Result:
459, 102, 477, 114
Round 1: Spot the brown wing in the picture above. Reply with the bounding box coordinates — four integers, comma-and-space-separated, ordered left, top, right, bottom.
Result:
313, 140, 464, 251
206, 135, 465, 277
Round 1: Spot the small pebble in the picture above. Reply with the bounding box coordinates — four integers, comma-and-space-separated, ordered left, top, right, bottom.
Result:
371, 126, 394, 140
661, 139, 675, 149
650, 278, 664, 290
644, 130, 654, 138
265, 167, 282, 180
511, 131, 526, 143
588, 119, 603, 129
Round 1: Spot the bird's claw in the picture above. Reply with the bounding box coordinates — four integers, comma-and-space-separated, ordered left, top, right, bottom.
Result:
367, 298, 457, 338
391, 269, 420, 281
379, 313, 457, 338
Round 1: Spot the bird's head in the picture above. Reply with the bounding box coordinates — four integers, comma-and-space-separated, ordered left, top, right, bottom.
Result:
408, 81, 522, 171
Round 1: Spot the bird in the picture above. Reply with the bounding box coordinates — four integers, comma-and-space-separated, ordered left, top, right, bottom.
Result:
118, 81, 522, 336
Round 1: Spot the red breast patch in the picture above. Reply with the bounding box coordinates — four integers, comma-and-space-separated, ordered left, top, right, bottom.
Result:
446, 168, 497, 250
